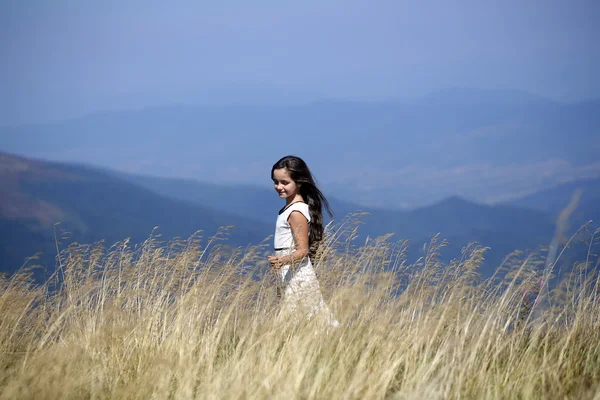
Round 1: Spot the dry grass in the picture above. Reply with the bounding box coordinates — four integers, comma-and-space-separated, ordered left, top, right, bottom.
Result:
1, 218, 599, 399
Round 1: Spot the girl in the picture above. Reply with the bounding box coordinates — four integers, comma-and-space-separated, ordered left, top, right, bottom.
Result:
267, 155, 339, 327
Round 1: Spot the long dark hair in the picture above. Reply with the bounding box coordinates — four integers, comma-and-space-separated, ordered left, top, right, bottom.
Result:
271, 155, 333, 259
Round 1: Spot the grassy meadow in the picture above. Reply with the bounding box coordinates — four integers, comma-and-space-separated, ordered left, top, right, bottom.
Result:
1, 215, 599, 399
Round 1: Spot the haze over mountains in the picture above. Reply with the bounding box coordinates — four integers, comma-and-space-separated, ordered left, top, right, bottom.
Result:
2, 89, 599, 210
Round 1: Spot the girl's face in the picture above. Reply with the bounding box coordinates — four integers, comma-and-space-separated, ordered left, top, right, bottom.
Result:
272, 168, 299, 199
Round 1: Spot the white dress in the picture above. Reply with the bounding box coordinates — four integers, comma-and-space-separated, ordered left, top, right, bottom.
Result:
274, 202, 338, 326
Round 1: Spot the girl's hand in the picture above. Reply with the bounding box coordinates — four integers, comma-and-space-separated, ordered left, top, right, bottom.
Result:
268, 255, 284, 270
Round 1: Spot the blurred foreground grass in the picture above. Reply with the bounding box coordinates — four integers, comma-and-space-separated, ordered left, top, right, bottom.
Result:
1, 217, 599, 399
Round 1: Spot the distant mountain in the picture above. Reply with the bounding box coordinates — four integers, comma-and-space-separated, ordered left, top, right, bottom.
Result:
1, 89, 598, 209
113, 171, 363, 225
0, 153, 272, 277
417, 88, 556, 107
506, 178, 600, 229
112, 172, 282, 224
508, 177, 600, 212
344, 197, 559, 274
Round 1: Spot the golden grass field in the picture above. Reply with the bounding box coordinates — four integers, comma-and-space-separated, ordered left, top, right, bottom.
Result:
1, 216, 599, 399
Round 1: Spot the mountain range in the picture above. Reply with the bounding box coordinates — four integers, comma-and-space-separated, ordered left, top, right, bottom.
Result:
1, 152, 598, 280
2, 88, 599, 209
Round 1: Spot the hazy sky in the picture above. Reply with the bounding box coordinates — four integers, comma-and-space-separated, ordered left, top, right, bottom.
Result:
1, 0, 599, 124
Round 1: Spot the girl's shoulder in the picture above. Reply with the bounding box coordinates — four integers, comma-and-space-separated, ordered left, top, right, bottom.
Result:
278, 200, 307, 215
278, 201, 311, 222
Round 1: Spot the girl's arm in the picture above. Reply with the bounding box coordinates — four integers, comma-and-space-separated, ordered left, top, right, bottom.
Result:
269, 211, 309, 268
286, 211, 310, 264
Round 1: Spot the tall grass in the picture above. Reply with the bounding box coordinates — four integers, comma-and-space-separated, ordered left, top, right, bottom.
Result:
1, 218, 599, 399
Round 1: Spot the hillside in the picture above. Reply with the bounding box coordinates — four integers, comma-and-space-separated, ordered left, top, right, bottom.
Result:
0, 153, 272, 277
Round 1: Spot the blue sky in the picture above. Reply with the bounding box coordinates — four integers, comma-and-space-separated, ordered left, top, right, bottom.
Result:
1, 0, 599, 124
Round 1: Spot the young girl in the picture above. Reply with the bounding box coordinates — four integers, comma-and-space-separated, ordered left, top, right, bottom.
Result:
267, 155, 339, 327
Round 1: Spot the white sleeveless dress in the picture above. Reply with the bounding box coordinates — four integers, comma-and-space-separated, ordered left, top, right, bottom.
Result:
274, 202, 338, 326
